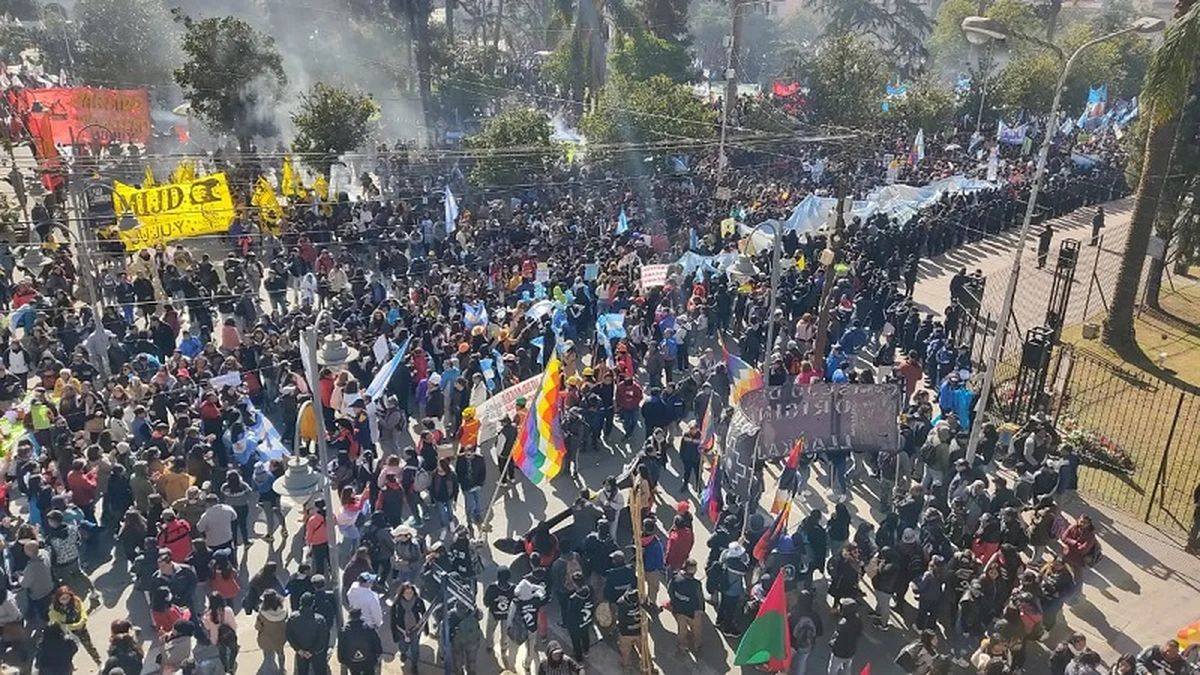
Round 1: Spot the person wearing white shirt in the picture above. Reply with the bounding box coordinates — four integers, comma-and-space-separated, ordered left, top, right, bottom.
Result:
346, 573, 384, 629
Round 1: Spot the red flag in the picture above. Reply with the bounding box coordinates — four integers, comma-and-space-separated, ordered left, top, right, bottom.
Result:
772, 81, 801, 97
753, 501, 790, 562
733, 571, 792, 669
860, 665, 872, 675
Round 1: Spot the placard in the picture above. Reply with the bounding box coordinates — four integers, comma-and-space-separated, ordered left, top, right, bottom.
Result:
475, 374, 542, 442
640, 264, 670, 290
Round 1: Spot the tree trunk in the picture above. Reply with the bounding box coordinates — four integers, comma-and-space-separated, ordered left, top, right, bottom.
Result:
446, 0, 455, 44
1045, 0, 1062, 41
1103, 111, 1178, 345
492, 0, 504, 49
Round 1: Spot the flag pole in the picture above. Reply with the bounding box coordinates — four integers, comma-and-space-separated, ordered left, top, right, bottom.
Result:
629, 478, 654, 675
479, 355, 556, 538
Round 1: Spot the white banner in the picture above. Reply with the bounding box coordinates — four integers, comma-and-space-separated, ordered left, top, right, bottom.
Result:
475, 374, 542, 442
640, 264, 670, 290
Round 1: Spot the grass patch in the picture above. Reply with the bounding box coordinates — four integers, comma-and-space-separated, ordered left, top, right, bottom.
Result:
1053, 277, 1200, 537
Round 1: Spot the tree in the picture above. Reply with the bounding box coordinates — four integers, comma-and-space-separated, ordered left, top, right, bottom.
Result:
640, 0, 688, 44
931, 0, 1040, 68
0, 0, 39, 20
805, 0, 931, 76
580, 74, 715, 146
464, 107, 555, 185
389, 0, 435, 133
992, 51, 1059, 113
74, 0, 180, 89
290, 83, 379, 176
802, 34, 888, 128
884, 78, 959, 131
552, 0, 640, 106
174, 16, 287, 151
1105, 0, 1200, 345
609, 33, 692, 83
689, 1, 819, 84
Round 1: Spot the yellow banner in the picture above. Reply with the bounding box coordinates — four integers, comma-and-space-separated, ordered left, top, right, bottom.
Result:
280, 155, 298, 197
113, 172, 235, 250
252, 175, 283, 233
170, 159, 196, 184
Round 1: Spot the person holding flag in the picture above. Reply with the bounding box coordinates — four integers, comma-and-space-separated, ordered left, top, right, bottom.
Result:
732, 569, 791, 670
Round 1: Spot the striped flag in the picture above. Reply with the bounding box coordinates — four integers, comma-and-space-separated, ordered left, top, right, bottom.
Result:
771, 436, 805, 514
700, 458, 723, 522
722, 342, 765, 406
698, 395, 717, 453
365, 336, 411, 399
753, 501, 791, 562
512, 353, 566, 483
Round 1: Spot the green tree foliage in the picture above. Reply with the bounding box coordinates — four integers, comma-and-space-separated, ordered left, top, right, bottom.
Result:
806, 0, 930, 76
291, 83, 379, 175
991, 24, 1153, 113
609, 33, 692, 83
0, 0, 39, 20
689, 1, 820, 84
802, 34, 888, 127
174, 16, 287, 150
639, 0, 689, 44
992, 51, 1059, 113
74, 0, 180, 88
464, 107, 555, 185
580, 74, 715, 145
931, 0, 1041, 67
884, 78, 959, 131
436, 43, 516, 118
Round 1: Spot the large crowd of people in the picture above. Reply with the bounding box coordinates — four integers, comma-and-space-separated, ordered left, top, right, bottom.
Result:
0, 110, 1180, 675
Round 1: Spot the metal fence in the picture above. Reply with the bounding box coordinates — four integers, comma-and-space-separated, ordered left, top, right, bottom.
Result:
1055, 346, 1200, 539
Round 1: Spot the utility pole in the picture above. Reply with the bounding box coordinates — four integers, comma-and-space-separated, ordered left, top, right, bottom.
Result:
715, 0, 744, 189
812, 175, 848, 360
299, 326, 342, 595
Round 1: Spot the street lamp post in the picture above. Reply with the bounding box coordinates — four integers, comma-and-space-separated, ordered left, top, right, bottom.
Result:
743, 219, 785, 365
960, 15, 1165, 464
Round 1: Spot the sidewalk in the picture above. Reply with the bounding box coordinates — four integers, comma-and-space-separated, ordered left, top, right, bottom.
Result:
1054, 495, 1200, 662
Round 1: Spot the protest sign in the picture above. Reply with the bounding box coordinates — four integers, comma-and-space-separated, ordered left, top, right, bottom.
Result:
736, 383, 902, 458
113, 172, 236, 250
536, 263, 550, 283
640, 264, 669, 290
22, 87, 151, 145
475, 374, 541, 441
209, 372, 243, 390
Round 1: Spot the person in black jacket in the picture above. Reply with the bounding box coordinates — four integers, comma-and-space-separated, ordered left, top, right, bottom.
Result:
454, 444, 486, 534
669, 559, 704, 655
828, 598, 864, 675
484, 566, 515, 658
564, 573, 595, 661
338, 607, 384, 675
616, 588, 643, 669
286, 593, 331, 675
1049, 634, 1088, 675
310, 575, 342, 631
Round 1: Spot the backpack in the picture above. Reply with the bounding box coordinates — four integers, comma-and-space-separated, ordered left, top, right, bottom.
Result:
217, 623, 238, 648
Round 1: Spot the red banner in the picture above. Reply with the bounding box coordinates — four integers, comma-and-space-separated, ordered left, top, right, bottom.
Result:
771, 81, 801, 97
17, 87, 151, 145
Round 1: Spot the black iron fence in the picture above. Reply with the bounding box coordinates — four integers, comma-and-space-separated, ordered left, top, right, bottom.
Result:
1054, 346, 1200, 539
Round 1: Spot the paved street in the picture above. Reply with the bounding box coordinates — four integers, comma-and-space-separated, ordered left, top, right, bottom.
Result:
56, 196, 1200, 675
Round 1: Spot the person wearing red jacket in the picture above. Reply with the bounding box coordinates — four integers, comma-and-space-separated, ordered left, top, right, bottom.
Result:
665, 513, 695, 573
65, 459, 99, 524
615, 376, 643, 438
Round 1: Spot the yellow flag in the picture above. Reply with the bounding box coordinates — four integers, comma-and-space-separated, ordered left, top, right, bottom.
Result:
796, 255, 807, 271
142, 165, 155, 188
280, 156, 298, 197
113, 172, 236, 250
170, 160, 196, 184
313, 174, 329, 202
252, 176, 283, 234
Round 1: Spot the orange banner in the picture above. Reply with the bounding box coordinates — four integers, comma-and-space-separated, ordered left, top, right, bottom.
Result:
21, 87, 151, 145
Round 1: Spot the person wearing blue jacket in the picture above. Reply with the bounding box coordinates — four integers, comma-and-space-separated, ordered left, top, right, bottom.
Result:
641, 518, 666, 606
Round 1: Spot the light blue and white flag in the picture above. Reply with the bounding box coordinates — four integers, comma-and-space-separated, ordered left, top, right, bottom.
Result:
463, 300, 489, 329
366, 336, 411, 399
445, 185, 459, 235
616, 208, 629, 235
